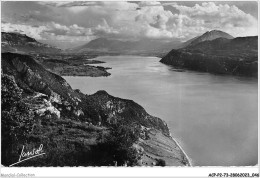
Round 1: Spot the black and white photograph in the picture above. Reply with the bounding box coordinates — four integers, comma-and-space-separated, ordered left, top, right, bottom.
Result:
0, 0, 259, 177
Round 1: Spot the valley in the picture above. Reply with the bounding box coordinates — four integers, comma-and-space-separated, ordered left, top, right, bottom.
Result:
1, 29, 258, 167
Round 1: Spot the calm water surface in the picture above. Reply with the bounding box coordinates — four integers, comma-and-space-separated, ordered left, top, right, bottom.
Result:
64, 56, 258, 166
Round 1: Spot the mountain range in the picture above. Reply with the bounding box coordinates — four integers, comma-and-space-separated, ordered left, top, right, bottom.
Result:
1, 30, 258, 77
68, 30, 236, 56
68, 38, 182, 56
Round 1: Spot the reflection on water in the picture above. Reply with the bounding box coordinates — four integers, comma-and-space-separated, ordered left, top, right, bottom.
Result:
64, 55, 258, 166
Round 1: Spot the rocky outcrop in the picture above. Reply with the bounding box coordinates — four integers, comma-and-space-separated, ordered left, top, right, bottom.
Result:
160, 36, 258, 77
2, 53, 81, 103
85, 90, 170, 136
22, 93, 61, 118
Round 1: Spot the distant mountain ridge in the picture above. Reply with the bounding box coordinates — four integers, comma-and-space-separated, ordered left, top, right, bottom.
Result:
70, 30, 235, 56
188, 30, 234, 46
68, 38, 182, 56
180, 30, 234, 48
1, 32, 61, 54
186, 36, 257, 53
160, 30, 257, 77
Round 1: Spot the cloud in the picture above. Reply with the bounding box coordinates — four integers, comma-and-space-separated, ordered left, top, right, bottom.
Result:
47, 22, 93, 36
39, 1, 138, 13
38, 1, 103, 7
136, 2, 257, 39
1, 23, 48, 39
171, 2, 258, 38
93, 19, 119, 36
1, 1, 258, 48
138, 1, 161, 7
1, 21, 94, 41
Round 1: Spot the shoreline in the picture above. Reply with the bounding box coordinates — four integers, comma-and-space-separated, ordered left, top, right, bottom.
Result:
169, 133, 192, 166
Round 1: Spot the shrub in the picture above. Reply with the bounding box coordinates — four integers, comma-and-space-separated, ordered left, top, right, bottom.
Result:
1, 74, 34, 166
156, 158, 166, 166
92, 121, 141, 166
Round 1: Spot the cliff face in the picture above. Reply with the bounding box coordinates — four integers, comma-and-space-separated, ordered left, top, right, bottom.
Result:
160, 36, 258, 77
85, 90, 170, 135
1, 52, 189, 167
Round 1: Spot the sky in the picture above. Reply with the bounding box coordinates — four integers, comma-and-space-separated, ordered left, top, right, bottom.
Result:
1, 1, 258, 49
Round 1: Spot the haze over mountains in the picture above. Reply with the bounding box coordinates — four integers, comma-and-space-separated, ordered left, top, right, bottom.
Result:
67, 30, 239, 56
2, 29, 257, 59
68, 38, 182, 56
2, 31, 181, 56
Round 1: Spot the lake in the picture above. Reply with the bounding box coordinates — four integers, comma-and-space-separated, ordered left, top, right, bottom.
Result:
64, 55, 258, 166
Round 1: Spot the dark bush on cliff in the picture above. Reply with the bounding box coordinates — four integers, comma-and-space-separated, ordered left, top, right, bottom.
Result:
156, 158, 166, 166
1, 74, 35, 165
91, 121, 141, 166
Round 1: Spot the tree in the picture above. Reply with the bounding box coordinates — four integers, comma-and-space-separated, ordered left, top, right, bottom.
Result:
93, 121, 141, 166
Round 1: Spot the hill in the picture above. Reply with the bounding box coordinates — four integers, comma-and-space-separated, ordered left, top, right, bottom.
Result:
1, 32, 61, 54
160, 30, 257, 77
185, 30, 234, 47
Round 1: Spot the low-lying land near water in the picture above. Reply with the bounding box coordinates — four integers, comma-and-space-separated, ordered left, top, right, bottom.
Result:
32, 53, 111, 77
